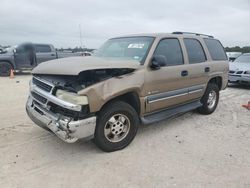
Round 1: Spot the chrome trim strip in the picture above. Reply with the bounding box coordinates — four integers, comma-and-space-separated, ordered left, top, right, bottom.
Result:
147, 84, 205, 104
148, 92, 188, 104
188, 84, 205, 92
188, 89, 203, 94
147, 88, 188, 103
30, 84, 82, 111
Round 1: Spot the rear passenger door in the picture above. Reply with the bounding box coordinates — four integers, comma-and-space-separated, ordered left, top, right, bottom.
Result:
35, 44, 57, 64
182, 38, 209, 100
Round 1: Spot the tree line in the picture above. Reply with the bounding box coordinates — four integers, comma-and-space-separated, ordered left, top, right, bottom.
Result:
1, 44, 250, 53
225, 46, 250, 53
56, 47, 95, 52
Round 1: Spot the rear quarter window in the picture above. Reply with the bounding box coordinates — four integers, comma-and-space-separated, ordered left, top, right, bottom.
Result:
204, 39, 227, 61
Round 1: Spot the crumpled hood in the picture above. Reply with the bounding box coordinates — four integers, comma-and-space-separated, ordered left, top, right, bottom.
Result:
229, 62, 250, 71
32, 56, 140, 75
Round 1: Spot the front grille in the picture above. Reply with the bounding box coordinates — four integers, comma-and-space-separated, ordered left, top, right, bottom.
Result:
31, 92, 47, 104
236, 71, 243, 74
33, 77, 52, 92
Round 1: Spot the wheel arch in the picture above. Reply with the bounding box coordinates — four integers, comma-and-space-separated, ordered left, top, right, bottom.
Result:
0, 60, 15, 76
208, 76, 222, 90
0, 60, 15, 69
98, 91, 141, 115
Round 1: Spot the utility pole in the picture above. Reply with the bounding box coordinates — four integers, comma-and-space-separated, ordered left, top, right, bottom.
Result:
79, 24, 83, 50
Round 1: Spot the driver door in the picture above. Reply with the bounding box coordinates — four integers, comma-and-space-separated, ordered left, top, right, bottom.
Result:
144, 38, 192, 113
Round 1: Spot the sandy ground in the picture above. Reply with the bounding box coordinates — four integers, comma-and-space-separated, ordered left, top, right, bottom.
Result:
0, 74, 250, 188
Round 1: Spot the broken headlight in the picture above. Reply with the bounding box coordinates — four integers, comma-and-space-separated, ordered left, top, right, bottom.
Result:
56, 89, 88, 105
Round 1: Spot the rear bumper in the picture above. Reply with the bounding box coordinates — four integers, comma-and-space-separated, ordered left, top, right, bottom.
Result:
26, 96, 96, 143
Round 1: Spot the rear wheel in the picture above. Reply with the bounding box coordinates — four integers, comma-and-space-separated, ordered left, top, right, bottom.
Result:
197, 83, 219, 115
94, 101, 139, 152
0, 62, 12, 77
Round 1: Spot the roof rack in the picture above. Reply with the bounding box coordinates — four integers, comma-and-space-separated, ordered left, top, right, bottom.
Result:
172, 31, 214, 38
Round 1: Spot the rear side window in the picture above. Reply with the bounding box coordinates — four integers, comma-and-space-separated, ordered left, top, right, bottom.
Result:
35, 45, 51, 53
204, 39, 227, 60
184, 39, 206, 64
154, 38, 184, 66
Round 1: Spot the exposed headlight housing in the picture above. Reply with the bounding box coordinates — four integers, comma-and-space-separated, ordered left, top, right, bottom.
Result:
56, 89, 88, 105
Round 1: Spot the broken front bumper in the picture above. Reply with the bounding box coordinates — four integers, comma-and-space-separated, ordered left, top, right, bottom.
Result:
26, 96, 96, 143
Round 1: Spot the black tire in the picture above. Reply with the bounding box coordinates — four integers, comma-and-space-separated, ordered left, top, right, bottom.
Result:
0, 61, 12, 77
197, 83, 219, 115
94, 101, 139, 152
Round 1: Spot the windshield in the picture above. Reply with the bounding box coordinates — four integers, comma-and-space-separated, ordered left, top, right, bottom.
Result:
93, 37, 154, 63
234, 54, 250, 63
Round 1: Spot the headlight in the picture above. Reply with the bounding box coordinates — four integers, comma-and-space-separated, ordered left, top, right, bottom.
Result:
56, 89, 88, 105
245, 71, 250, 74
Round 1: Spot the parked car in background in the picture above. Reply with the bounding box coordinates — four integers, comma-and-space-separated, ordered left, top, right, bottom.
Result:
0, 43, 57, 76
0, 43, 91, 76
226, 52, 242, 62
229, 53, 250, 84
81, 51, 93, 56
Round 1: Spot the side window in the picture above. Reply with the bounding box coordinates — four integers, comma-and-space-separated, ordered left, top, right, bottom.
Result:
16, 45, 26, 53
16, 44, 33, 53
204, 39, 227, 61
154, 38, 184, 66
35, 45, 52, 53
184, 39, 206, 64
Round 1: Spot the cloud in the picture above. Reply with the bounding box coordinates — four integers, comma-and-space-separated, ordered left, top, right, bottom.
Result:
0, 0, 249, 48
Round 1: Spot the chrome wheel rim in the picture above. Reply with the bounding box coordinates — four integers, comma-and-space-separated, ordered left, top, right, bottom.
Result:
104, 114, 130, 143
207, 90, 217, 109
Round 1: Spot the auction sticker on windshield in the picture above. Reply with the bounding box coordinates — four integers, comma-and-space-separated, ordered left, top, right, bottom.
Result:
128, 43, 145, 48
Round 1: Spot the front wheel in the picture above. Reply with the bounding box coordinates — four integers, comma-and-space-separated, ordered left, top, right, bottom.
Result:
0, 62, 12, 77
197, 83, 219, 115
94, 101, 139, 152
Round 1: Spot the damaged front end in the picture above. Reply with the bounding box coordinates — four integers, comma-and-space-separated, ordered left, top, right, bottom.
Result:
26, 68, 135, 143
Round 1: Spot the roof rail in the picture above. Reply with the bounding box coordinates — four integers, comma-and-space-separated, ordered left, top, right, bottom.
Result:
172, 31, 214, 38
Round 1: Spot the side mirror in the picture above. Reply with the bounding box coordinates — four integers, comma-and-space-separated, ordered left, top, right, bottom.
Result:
150, 55, 167, 70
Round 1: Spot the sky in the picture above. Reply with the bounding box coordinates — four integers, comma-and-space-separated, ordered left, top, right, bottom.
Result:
0, 0, 249, 49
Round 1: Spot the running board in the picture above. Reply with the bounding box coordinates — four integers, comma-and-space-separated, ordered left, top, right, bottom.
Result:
141, 100, 202, 125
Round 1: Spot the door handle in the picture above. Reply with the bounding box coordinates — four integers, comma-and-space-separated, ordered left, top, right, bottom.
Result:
181, 70, 188, 77
205, 67, 210, 72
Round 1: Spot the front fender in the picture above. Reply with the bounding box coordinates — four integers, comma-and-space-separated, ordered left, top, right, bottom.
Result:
0, 54, 15, 69
78, 69, 145, 113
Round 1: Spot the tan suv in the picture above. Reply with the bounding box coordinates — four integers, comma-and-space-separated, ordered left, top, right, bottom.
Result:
26, 32, 229, 152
